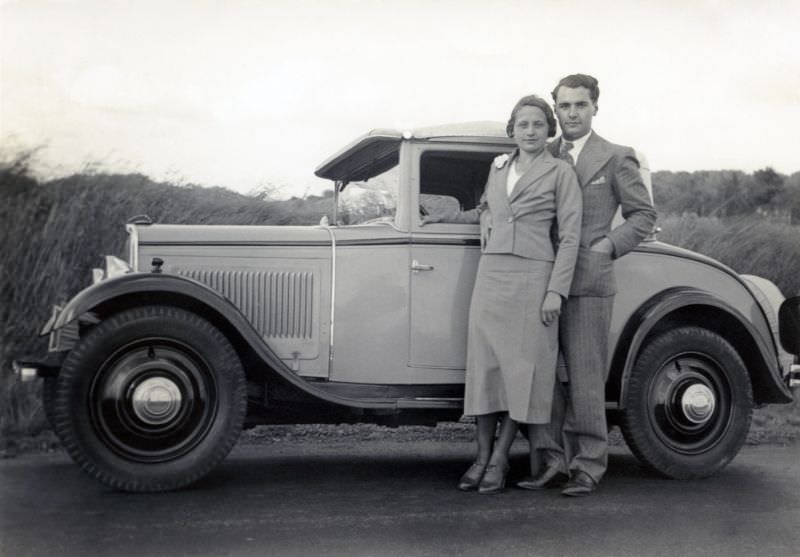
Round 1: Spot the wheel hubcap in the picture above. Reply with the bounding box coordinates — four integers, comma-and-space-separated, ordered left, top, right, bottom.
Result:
680, 383, 716, 424
131, 377, 183, 425
647, 354, 732, 455
90, 339, 217, 462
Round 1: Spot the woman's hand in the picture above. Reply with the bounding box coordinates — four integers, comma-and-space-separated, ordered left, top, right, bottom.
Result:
541, 291, 562, 326
420, 214, 444, 226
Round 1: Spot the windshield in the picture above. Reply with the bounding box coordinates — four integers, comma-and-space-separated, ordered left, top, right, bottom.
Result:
337, 162, 399, 225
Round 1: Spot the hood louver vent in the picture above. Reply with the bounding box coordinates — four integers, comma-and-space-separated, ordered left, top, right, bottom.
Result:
181, 269, 315, 340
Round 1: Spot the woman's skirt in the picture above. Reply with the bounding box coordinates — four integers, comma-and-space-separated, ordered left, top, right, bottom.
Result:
463, 254, 558, 424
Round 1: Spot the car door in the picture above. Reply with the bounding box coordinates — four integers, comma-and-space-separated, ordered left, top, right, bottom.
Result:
407, 144, 510, 379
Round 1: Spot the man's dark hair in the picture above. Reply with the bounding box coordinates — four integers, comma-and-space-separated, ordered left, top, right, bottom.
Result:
551, 74, 600, 104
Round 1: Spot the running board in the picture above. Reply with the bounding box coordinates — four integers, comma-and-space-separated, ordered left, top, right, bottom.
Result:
396, 397, 463, 409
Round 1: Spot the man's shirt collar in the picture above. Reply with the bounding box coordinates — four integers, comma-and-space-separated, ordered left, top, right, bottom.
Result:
564, 130, 592, 163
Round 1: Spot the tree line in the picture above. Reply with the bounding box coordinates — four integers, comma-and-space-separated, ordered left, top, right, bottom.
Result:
652, 168, 800, 223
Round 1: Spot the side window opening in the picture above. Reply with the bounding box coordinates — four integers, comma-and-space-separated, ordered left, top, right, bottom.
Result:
419, 150, 504, 221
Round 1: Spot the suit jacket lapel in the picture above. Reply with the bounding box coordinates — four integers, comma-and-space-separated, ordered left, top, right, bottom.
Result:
575, 132, 612, 187
508, 150, 556, 203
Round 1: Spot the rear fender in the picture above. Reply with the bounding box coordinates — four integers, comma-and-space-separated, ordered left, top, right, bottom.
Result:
612, 287, 791, 407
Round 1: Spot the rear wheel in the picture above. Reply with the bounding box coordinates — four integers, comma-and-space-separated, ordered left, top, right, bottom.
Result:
621, 326, 752, 479
51, 305, 247, 492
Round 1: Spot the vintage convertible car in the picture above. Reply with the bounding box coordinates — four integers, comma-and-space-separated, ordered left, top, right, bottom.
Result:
14, 122, 800, 492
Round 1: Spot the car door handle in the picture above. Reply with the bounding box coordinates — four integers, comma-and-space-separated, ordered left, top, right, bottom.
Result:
411, 260, 434, 272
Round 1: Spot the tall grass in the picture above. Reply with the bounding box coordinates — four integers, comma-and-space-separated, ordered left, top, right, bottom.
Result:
0, 165, 331, 439
658, 214, 800, 297
1, 163, 797, 440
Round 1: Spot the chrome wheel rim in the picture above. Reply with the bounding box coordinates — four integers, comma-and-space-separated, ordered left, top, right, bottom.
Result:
131, 377, 183, 425
680, 384, 716, 425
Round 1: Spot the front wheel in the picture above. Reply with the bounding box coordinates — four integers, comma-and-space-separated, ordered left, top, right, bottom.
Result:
620, 326, 753, 479
51, 305, 247, 492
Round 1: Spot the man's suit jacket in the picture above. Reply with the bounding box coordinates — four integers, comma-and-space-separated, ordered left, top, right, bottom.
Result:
477, 149, 582, 298
548, 133, 656, 297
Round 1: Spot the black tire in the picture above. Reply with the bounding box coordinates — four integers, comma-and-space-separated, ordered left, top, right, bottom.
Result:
51, 305, 247, 492
620, 326, 753, 479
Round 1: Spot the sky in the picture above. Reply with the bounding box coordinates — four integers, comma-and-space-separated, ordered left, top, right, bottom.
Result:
2, 0, 799, 197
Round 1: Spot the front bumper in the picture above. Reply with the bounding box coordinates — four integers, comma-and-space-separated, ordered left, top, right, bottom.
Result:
12, 354, 64, 382
788, 364, 800, 390
778, 296, 800, 390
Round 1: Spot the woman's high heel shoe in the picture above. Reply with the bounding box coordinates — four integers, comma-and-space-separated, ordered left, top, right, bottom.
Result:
477, 463, 509, 494
457, 462, 488, 491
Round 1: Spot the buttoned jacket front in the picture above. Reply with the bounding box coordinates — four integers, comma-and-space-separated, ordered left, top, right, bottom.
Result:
547, 133, 656, 297
478, 149, 582, 298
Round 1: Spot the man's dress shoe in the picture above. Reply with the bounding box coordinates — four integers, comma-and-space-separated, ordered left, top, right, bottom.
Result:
561, 471, 598, 497
516, 467, 569, 490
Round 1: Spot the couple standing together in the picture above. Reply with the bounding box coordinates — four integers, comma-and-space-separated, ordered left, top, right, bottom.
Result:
436, 74, 656, 496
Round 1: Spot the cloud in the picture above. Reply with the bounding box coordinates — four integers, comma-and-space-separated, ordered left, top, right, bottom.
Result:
67, 65, 162, 110
3, 0, 800, 195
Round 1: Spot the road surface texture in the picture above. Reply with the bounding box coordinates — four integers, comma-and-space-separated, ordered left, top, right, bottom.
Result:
1, 438, 798, 557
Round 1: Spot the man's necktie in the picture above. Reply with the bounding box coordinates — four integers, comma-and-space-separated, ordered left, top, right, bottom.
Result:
559, 141, 575, 166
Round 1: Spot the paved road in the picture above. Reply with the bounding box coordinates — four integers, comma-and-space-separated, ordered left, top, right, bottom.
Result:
1, 440, 798, 557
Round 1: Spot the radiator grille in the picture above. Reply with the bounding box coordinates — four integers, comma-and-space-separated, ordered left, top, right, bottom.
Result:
181, 269, 315, 339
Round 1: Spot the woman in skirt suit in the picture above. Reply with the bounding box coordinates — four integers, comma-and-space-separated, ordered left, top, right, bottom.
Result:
428, 94, 582, 493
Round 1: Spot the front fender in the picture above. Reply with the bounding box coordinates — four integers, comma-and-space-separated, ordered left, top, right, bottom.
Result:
42, 272, 398, 410
44, 272, 246, 334
613, 287, 791, 407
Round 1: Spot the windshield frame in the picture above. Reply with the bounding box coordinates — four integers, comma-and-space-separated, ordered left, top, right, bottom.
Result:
331, 140, 409, 231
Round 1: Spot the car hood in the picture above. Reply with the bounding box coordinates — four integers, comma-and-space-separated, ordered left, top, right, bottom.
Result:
636, 241, 737, 276
134, 224, 332, 246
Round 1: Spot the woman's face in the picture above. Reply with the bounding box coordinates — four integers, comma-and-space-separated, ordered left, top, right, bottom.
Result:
512, 105, 549, 155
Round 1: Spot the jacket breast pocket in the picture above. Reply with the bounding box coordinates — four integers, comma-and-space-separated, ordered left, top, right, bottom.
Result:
582, 178, 616, 220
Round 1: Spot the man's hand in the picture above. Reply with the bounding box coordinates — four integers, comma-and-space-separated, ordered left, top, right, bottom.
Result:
590, 237, 614, 255
541, 291, 562, 326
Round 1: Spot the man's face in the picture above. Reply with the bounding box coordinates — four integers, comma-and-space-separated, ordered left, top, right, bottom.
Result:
554, 86, 597, 140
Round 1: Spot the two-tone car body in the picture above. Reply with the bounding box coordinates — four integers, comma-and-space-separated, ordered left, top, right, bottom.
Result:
15, 122, 800, 491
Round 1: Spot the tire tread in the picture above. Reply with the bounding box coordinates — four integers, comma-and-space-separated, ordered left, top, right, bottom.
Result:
51, 305, 247, 492
620, 326, 753, 480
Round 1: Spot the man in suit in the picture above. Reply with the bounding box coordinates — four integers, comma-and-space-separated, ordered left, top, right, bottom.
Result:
519, 74, 656, 496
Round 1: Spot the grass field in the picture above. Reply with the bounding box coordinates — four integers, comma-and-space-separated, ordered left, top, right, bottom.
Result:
0, 167, 797, 447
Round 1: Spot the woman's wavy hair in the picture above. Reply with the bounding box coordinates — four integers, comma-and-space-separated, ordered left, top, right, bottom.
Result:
506, 94, 557, 138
